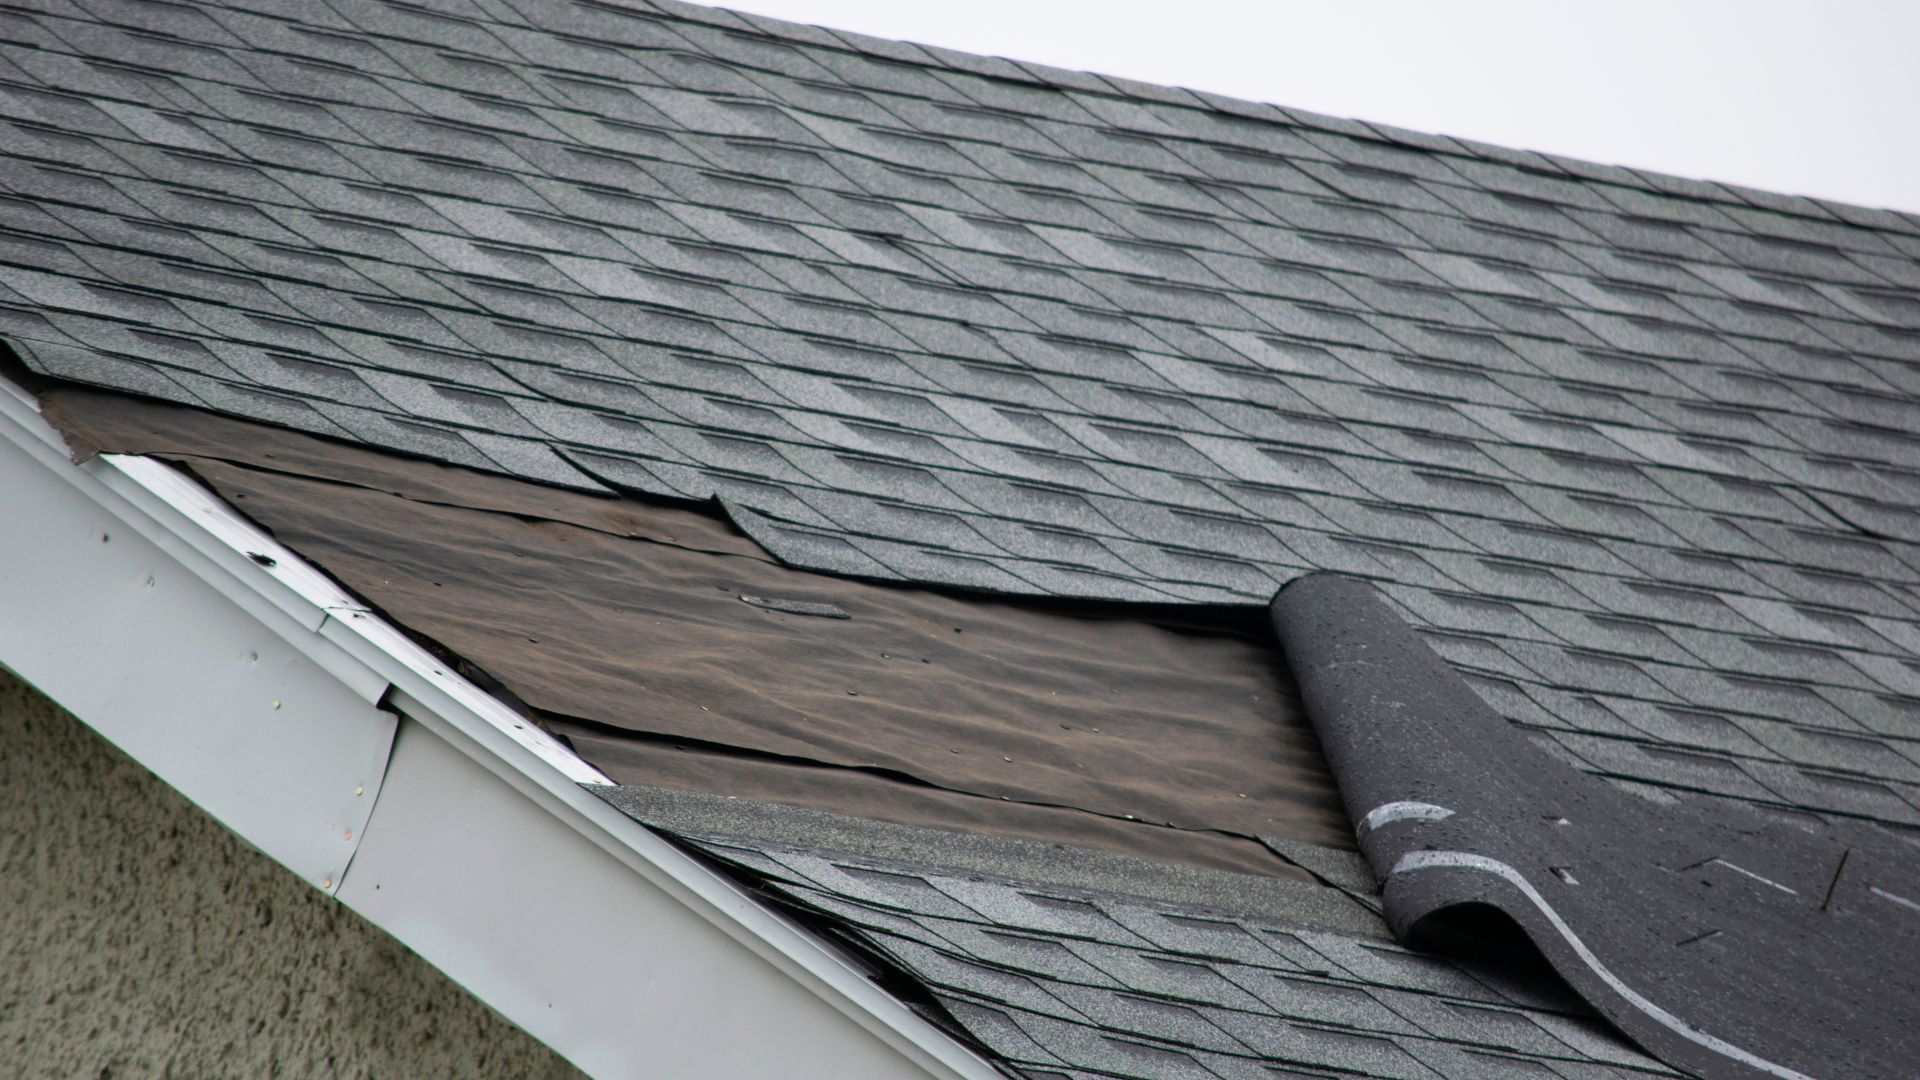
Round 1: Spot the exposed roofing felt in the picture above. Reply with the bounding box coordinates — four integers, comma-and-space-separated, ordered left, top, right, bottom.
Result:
41, 385, 1348, 873
5, 0, 1920, 1075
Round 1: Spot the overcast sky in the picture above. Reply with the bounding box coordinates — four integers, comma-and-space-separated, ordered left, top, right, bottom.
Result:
722, 0, 1920, 214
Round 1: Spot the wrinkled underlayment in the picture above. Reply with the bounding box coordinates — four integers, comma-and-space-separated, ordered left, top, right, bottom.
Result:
43, 385, 1351, 876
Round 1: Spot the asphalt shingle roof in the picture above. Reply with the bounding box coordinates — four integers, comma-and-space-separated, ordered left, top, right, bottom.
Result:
691, 833, 1680, 1080
5, 0, 1920, 1075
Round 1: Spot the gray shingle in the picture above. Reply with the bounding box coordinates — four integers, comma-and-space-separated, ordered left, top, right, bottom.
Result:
9, 2, 1920, 1074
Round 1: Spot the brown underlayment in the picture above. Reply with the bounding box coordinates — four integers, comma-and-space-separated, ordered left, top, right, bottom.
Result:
41, 387, 1353, 875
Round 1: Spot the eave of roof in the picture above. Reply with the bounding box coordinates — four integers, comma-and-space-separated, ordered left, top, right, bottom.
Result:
0, 374, 1000, 1080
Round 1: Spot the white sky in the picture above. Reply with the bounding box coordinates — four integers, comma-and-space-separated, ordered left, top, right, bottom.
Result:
721, 0, 1920, 214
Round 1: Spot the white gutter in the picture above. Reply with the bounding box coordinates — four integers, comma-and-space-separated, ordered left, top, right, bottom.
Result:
0, 377, 1001, 1080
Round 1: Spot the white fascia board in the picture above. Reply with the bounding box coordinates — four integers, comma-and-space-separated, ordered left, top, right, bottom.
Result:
97, 451, 604, 785
0, 388, 393, 896
0, 381, 1001, 1080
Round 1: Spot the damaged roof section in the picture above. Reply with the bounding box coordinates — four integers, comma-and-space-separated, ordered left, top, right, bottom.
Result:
2, 0, 1920, 842
21, 381, 1760, 1079
5, 0, 1920, 1075
43, 385, 1349, 875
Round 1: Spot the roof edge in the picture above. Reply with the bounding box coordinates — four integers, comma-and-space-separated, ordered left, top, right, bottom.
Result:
0, 377, 1002, 1080
641, 0, 1919, 225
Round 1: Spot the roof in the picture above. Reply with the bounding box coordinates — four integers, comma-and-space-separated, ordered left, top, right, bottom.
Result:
4, 0, 1920, 1077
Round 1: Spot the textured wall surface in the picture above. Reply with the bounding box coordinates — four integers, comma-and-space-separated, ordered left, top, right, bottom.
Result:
0, 668, 583, 1080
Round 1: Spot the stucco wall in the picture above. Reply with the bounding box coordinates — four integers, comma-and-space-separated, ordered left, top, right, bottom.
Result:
0, 668, 584, 1079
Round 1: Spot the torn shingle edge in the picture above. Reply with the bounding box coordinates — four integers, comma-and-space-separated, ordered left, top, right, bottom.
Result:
1270, 573, 1920, 1080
